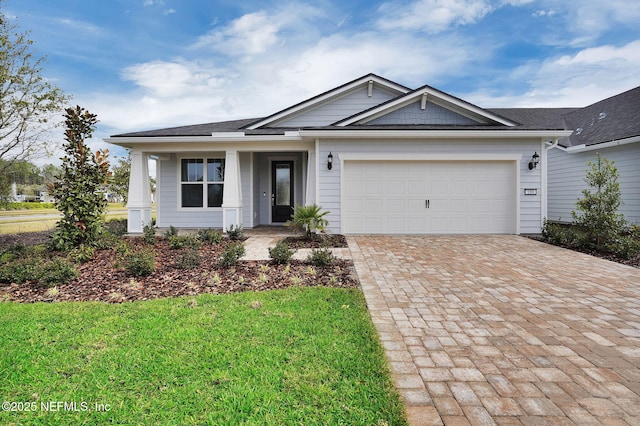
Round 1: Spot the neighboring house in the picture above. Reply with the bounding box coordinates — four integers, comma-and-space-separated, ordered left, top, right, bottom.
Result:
106, 73, 572, 234
495, 86, 640, 225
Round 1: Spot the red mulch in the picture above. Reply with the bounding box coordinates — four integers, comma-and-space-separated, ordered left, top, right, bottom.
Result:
0, 238, 359, 303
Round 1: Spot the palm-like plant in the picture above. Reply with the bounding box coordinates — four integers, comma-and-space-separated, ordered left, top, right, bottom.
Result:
285, 204, 329, 239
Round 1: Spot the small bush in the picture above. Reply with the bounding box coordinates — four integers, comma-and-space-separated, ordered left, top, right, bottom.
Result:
219, 241, 245, 267
541, 220, 583, 248
307, 248, 335, 267
0, 257, 77, 287
126, 250, 155, 276
226, 224, 244, 241
0, 258, 40, 284
0, 243, 28, 264
610, 235, 640, 260
69, 244, 95, 264
176, 248, 201, 269
2, 202, 56, 210
142, 224, 156, 245
269, 240, 294, 264
106, 219, 128, 236
164, 225, 179, 238
168, 234, 201, 250
40, 258, 78, 287
197, 228, 224, 245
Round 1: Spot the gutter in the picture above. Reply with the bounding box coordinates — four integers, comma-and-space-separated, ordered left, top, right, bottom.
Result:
551, 134, 640, 153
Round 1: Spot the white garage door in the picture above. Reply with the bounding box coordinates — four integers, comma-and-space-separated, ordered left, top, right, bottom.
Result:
343, 160, 516, 234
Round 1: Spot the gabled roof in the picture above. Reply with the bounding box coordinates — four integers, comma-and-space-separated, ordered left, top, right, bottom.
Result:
244, 73, 410, 129
335, 84, 517, 127
558, 85, 640, 148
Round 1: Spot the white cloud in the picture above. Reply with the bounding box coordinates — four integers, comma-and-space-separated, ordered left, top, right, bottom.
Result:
191, 4, 325, 56
532, 9, 556, 17
465, 39, 640, 107
376, 0, 493, 32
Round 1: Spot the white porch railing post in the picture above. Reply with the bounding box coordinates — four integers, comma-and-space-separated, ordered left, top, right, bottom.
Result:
222, 149, 243, 231
305, 149, 316, 206
127, 150, 152, 233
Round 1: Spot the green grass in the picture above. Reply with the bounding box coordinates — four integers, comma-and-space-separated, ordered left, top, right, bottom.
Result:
0, 204, 141, 234
0, 288, 407, 425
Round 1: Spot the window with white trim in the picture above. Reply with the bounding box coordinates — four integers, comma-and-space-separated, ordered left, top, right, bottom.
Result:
180, 158, 225, 208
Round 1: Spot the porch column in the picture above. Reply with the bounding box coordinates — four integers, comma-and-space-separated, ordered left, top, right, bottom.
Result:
222, 149, 243, 231
127, 150, 152, 233
305, 149, 317, 205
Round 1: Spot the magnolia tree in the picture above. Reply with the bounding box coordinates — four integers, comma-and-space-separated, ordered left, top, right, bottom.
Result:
49, 106, 111, 250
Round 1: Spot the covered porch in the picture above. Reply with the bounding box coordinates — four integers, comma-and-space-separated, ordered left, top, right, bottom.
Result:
126, 143, 317, 233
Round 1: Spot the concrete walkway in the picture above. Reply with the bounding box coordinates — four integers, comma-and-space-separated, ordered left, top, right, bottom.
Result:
348, 235, 640, 425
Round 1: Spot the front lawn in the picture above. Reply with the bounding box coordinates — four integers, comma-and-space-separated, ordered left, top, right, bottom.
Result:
0, 288, 407, 425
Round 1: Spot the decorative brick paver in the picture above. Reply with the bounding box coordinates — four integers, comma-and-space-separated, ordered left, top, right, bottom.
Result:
348, 235, 640, 425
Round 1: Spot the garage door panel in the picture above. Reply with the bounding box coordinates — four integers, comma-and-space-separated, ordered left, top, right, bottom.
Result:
343, 160, 515, 234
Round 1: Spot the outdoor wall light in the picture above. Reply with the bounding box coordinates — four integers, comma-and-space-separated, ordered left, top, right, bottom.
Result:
327, 152, 333, 170
528, 152, 540, 170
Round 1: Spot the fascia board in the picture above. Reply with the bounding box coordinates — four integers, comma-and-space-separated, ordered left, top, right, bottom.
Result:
300, 129, 574, 139
245, 75, 410, 130
564, 135, 640, 153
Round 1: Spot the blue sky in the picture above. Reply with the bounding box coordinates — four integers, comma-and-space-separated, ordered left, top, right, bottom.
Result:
5, 0, 640, 159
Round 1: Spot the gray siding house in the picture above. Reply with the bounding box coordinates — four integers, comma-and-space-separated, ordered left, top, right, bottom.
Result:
106, 74, 572, 234
494, 86, 640, 225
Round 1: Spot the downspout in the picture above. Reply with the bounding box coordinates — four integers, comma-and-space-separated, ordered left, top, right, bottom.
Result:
541, 139, 560, 226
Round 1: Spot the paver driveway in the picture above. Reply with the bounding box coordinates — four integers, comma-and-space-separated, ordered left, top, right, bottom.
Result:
348, 235, 640, 425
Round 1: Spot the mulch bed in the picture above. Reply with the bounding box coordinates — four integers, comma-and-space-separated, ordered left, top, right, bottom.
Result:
284, 234, 348, 249
0, 237, 359, 303
527, 235, 640, 268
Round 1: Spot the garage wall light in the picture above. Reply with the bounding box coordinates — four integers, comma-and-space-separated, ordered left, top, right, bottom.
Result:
327, 152, 333, 170
528, 152, 540, 170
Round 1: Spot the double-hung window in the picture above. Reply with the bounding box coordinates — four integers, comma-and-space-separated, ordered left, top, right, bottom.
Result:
180, 158, 225, 208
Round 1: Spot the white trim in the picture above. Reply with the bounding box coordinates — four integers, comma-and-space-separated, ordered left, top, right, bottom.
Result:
247, 152, 254, 228
302, 129, 574, 139
559, 135, 640, 153
176, 155, 226, 212
246, 75, 410, 129
338, 152, 523, 162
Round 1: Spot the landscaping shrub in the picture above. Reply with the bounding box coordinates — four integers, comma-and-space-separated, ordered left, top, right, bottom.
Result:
168, 234, 201, 250
176, 248, 201, 269
40, 258, 78, 287
0, 243, 28, 264
286, 204, 329, 239
197, 228, 224, 245
0, 258, 40, 284
219, 241, 245, 267
307, 248, 335, 267
126, 250, 155, 276
268, 240, 294, 264
164, 225, 179, 238
226, 224, 244, 241
0, 257, 77, 286
69, 244, 95, 264
572, 154, 627, 251
142, 224, 156, 245
2, 202, 56, 210
106, 219, 128, 236
541, 220, 583, 248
